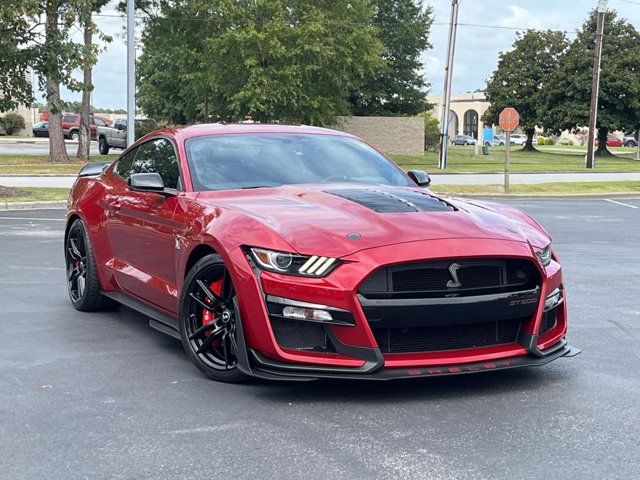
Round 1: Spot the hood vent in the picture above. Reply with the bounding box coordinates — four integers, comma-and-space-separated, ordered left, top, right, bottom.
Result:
324, 188, 455, 213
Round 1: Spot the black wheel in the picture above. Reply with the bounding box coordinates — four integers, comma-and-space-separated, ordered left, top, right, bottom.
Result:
70, 130, 79, 141
98, 137, 110, 155
463, 141, 468, 146
484, 142, 490, 146
625, 141, 636, 148
179, 254, 247, 383
65, 219, 119, 311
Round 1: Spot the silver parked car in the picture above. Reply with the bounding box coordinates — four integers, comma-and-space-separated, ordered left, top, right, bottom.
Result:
451, 134, 478, 146
623, 135, 638, 147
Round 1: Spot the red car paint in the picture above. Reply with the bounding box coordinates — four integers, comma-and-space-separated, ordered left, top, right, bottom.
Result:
67, 124, 572, 379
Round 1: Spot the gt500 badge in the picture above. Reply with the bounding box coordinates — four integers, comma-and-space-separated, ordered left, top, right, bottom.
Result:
510, 297, 537, 306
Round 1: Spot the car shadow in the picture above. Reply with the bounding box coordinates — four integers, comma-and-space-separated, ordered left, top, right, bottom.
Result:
105, 306, 573, 403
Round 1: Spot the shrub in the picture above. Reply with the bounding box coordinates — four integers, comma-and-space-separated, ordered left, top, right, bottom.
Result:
0, 113, 26, 136
424, 116, 440, 152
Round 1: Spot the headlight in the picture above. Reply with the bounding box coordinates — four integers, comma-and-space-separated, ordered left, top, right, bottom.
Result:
248, 247, 339, 277
536, 244, 552, 267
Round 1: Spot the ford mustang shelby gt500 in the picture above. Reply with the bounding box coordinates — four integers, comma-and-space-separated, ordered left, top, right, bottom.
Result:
65, 124, 579, 382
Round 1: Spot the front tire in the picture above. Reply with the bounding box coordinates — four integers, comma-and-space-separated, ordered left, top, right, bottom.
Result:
625, 141, 636, 148
179, 254, 247, 383
98, 137, 110, 155
70, 130, 79, 141
65, 218, 119, 311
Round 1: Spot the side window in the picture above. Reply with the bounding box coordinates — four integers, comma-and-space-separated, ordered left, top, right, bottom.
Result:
94, 118, 106, 127
63, 114, 78, 123
131, 138, 180, 189
114, 148, 137, 178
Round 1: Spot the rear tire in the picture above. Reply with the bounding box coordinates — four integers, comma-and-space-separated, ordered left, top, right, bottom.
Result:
65, 218, 119, 311
98, 137, 110, 155
625, 141, 636, 148
70, 130, 79, 141
179, 254, 247, 383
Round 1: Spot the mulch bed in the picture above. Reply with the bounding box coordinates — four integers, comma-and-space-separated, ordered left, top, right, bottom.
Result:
0, 185, 26, 198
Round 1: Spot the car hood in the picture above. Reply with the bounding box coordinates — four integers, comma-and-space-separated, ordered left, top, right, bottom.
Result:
197, 184, 550, 258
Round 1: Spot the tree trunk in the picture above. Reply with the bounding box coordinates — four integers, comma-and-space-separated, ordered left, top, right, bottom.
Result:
595, 127, 614, 158
77, 25, 92, 162
520, 127, 538, 152
45, 7, 69, 164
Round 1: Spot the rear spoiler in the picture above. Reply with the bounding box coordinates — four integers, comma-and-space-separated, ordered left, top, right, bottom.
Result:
78, 162, 111, 177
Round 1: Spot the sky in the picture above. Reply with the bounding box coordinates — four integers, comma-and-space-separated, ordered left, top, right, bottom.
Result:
43, 0, 640, 109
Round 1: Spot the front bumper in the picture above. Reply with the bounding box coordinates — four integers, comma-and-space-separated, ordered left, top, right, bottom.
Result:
228, 238, 580, 381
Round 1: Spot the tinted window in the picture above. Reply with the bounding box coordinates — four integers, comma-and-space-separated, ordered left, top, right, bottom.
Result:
185, 134, 412, 191
131, 138, 180, 189
93, 118, 106, 127
63, 114, 78, 123
114, 148, 137, 178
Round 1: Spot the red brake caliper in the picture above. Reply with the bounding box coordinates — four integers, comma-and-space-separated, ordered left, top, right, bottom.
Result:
202, 277, 224, 344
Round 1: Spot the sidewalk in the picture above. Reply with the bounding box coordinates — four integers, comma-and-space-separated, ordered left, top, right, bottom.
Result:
2, 172, 640, 188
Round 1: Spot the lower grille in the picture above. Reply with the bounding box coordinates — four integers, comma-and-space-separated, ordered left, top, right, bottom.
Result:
372, 319, 523, 354
540, 308, 558, 335
269, 317, 336, 353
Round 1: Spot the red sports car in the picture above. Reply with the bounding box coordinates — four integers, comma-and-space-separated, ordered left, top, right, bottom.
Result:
65, 124, 578, 382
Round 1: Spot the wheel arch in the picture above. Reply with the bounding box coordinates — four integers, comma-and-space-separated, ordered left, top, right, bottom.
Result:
184, 244, 219, 279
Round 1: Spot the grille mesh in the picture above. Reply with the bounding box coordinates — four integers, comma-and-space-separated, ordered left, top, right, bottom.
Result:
269, 316, 336, 353
360, 259, 537, 298
372, 319, 523, 354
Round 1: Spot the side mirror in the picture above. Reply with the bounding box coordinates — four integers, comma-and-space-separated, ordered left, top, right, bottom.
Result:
128, 172, 166, 193
407, 170, 431, 188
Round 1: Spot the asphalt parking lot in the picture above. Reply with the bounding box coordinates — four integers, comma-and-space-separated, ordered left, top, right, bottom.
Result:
1, 198, 639, 479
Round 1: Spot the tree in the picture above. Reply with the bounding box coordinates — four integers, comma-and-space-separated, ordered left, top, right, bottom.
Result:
482, 30, 568, 152
542, 10, 640, 157
136, 0, 383, 125
1, 1, 86, 162
75, 0, 111, 161
349, 0, 433, 116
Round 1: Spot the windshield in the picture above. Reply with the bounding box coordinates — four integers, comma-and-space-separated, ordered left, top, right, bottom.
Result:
185, 133, 413, 191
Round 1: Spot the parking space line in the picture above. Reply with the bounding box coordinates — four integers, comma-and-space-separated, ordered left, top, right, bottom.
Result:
605, 199, 639, 209
0, 216, 65, 221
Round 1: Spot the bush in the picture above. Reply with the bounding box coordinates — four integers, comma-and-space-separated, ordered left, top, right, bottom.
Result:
537, 137, 554, 146
424, 116, 440, 152
0, 113, 26, 136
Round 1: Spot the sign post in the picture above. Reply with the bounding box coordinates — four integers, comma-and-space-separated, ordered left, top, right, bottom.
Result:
499, 108, 520, 194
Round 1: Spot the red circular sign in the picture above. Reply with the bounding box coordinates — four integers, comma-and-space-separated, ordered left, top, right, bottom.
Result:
499, 108, 520, 132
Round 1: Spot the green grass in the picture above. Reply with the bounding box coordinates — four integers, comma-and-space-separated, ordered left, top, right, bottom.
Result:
0, 155, 117, 175
430, 181, 640, 196
390, 146, 640, 173
0, 187, 70, 202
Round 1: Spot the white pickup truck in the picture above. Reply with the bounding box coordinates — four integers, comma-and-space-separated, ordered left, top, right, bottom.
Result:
97, 118, 157, 155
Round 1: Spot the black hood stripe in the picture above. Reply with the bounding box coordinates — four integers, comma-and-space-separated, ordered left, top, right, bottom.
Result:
324, 188, 455, 213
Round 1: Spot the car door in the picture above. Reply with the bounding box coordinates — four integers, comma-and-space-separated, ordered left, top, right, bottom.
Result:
105, 138, 184, 313
116, 119, 127, 147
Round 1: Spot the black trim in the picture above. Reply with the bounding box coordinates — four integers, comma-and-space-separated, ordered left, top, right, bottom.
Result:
78, 162, 111, 177
102, 291, 180, 337
245, 340, 580, 381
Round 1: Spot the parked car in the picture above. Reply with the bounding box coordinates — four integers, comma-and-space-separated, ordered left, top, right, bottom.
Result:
510, 134, 526, 146
65, 123, 577, 383
491, 135, 509, 146
61, 113, 111, 140
97, 118, 158, 154
32, 121, 49, 138
451, 134, 477, 146
623, 135, 638, 147
595, 136, 623, 148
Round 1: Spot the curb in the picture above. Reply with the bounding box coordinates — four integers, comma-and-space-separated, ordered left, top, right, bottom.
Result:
0, 200, 67, 210
434, 192, 640, 199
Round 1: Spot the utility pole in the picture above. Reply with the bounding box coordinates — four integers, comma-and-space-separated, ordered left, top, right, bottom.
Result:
126, 0, 135, 147
438, 0, 460, 170
586, 0, 607, 169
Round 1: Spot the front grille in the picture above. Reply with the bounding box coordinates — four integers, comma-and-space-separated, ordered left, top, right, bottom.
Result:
372, 319, 523, 354
269, 317, 336, 353
359, 258, 538, 299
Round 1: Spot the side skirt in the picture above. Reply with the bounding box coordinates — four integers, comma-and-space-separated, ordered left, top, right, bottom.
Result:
102, 291, 181, 340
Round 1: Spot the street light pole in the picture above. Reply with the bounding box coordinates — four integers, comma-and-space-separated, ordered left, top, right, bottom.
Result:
586, 0, 607, 169
126, 0, 135, 147
438, 0, 460, 170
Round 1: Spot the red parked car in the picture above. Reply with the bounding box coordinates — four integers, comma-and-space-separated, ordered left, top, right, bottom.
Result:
61, 113, 111, 140
595, 137, 623, 147
65, 124, 578, 382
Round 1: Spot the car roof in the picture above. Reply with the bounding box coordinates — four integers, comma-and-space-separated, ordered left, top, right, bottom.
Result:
158, 123, 355, 142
